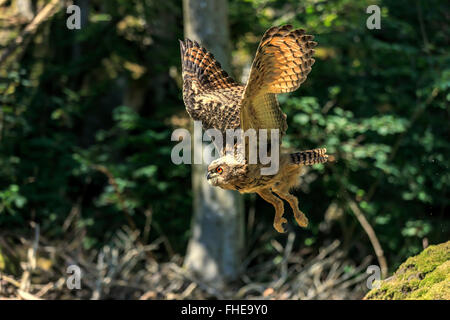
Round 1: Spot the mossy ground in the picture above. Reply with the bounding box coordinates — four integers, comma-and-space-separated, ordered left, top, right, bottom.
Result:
365, 241, 450, 300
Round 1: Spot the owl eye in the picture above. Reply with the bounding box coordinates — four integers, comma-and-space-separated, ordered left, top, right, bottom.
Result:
215, 167, 223, 174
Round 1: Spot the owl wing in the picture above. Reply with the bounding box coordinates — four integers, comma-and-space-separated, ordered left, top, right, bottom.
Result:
240, 25, 317, 143
180, 39, 244, 137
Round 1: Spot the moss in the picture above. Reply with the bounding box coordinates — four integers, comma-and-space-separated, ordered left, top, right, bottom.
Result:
365, 241, 450, 300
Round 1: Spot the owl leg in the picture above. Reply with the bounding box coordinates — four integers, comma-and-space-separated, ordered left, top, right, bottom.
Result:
257, 188, 287, 233
272, 187, 309, 228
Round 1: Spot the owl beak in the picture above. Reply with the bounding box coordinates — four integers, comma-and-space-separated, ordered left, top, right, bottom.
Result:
206, 172, 212, 180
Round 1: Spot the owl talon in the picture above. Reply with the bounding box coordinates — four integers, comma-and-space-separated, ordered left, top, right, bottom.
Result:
294, 213, 308, 228
274, 217, 287, 233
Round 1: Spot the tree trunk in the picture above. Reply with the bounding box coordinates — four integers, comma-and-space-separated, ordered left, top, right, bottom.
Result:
16, 0, 34, 21
182, 0, 244, 288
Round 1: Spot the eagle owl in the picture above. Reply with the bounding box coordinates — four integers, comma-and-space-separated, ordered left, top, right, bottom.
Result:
180, 25, 333, 233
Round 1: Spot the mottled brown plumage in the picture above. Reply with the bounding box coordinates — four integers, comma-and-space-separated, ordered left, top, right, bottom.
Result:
180, 25, 333, 233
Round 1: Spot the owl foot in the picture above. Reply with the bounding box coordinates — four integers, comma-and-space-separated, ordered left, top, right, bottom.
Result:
294, 211, 308, 228
272, 188, 309, 229
273, 217, 287, 233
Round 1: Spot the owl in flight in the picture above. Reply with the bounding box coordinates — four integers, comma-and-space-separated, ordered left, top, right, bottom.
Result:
180, 25, 333, 233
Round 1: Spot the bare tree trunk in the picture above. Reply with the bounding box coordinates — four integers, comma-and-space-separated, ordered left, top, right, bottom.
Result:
16, 0, 35, 21
182, 0, 244, 288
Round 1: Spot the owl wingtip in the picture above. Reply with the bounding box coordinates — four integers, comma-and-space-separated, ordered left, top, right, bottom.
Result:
179, 39, 185, 55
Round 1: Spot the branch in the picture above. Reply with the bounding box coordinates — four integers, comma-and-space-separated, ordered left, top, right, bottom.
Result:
0, 0, 61, 66
347, 197, 388, 279
92, 164, 157, 261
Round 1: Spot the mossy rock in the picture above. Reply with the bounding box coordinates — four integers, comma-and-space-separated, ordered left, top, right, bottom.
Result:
365, 241, 450, 300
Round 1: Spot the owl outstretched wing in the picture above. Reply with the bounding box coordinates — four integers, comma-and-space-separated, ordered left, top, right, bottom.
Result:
240, 25, 317, 143
179, 39, 244, 136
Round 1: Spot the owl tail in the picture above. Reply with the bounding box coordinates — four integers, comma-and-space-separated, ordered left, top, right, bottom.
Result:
290, 148, 334, 166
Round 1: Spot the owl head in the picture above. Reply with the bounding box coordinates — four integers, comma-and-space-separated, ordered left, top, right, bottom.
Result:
206, 155, 246, 188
